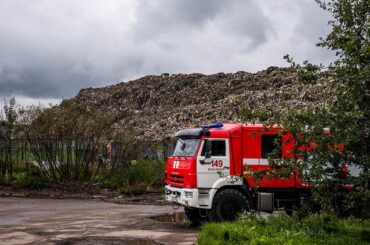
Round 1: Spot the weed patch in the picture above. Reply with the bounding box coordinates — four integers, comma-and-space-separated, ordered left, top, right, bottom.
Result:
198, 213, 370, 245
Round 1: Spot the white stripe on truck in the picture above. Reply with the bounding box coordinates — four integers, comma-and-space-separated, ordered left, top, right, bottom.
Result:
243, 158, 269, 166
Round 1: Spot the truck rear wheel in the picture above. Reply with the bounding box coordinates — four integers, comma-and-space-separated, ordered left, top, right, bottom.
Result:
209, 189, 250, 222
184, 207, 207, 226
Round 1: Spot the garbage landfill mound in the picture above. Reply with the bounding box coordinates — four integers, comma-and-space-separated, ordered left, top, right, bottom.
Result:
62, 66, 328, 139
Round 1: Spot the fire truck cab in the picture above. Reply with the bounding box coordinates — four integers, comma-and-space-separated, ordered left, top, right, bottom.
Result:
165, 123, 310, 223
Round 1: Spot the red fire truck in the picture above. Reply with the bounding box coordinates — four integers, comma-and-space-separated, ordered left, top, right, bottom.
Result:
164, 123, 312, 223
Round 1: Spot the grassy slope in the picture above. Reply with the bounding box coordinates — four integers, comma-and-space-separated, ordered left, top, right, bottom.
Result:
198, 213, 370, 245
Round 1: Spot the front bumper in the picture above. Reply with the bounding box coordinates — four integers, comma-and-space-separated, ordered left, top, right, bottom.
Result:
165, 185, 201, 208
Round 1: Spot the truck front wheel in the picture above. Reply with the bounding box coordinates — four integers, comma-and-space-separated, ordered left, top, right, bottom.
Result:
209, 189, 250, 222
184, 207, 208, 226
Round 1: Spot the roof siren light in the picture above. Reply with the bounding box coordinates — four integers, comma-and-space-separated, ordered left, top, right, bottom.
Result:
200, 123, 224, 129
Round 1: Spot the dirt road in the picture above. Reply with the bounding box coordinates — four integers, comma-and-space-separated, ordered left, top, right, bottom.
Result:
0, 197, 198, 245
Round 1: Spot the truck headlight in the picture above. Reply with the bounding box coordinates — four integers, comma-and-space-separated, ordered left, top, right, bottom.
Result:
184, 191, 193, 198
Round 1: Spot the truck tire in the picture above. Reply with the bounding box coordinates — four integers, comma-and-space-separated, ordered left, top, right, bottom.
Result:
184, 207, 207, 226
209, 189, 250, 222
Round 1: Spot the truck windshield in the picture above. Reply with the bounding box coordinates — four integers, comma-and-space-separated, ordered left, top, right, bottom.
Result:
172, 138, 200, 157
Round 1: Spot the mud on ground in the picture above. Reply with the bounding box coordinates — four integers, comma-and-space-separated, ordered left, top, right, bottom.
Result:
0, 182, 167, 205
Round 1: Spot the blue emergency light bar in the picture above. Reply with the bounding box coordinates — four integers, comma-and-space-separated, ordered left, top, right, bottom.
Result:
200, 123, 223, 129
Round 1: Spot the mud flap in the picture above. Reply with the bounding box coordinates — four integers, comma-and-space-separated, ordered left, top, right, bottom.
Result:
257, 192, 274, 212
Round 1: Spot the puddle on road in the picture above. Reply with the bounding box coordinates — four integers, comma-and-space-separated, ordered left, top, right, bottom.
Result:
150, 212, 190, 225
0, 211, 51, 225
57, 237, 164, 245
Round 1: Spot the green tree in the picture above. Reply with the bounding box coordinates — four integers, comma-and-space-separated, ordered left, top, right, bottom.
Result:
242, 0, 369, 216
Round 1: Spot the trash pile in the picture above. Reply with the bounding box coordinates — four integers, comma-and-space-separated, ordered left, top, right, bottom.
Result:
63, 67, 328, 139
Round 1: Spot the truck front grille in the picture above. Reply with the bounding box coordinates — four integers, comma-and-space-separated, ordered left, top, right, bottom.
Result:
169, 174, 184, 184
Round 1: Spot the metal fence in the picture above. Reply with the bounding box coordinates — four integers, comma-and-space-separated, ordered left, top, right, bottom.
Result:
0, 136, 175, 179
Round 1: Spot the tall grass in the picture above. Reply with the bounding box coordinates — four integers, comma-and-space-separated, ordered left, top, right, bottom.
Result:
198, 213, 370, 245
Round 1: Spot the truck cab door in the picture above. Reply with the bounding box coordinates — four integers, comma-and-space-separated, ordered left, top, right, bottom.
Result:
197, 139, 230, 188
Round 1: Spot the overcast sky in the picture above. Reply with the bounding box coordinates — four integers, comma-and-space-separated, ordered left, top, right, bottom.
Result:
0, 0, 335, 108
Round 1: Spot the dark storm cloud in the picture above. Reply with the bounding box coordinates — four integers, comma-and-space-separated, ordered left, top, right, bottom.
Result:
0, 0, 335, 105
134, 0, 271, 50
0, 64, 93, 98
0, 0, 134, 98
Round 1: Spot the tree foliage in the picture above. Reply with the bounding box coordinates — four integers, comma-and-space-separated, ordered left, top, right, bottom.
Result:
241, 0, 369, 216
2, 97, 18, 130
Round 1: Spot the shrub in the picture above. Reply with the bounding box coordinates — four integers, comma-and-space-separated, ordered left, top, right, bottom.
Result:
14, 169, 50, 188
104, 159, 165, 195
28, 102, 115, 182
